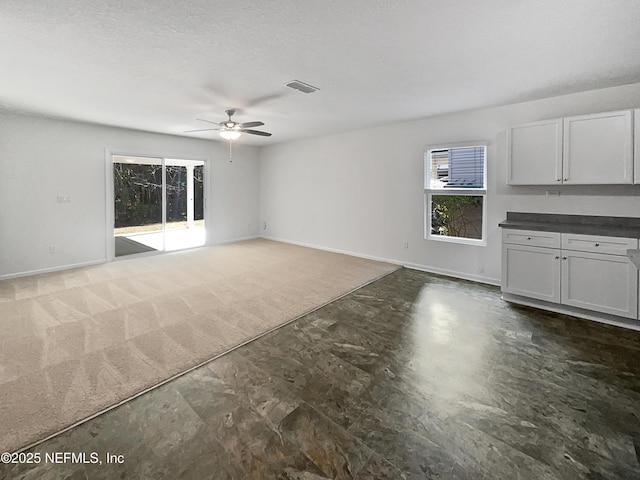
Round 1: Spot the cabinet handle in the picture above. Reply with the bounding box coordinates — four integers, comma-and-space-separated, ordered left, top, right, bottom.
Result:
562, 256, 567, 260
556, 178, 561, 182
595, 243, 600, 247
555, 256, 560, 259
563, 178, 568, 181
527, 237, 531, 240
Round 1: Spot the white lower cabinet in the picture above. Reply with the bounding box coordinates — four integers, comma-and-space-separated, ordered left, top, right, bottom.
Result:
502, 229, 638, 320
561, 251, 638, 318
502, 244, 561, 303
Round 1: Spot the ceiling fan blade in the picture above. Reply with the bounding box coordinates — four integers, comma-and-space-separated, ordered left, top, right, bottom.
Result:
240, 129, 272, 137
183, 128, 220, 133
196, 118, 221, 126
245, 92, 285, 108
239, 121, 264, 128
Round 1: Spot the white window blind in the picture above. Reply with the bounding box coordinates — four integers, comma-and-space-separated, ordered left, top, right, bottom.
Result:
447, 146, 485, 188
428, 146, 485, 190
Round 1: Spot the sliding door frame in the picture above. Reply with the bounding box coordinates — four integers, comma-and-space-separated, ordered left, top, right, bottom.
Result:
104, 149, 210, 262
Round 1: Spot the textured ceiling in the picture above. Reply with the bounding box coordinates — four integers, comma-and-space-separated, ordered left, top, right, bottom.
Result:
2, 0, 640, 145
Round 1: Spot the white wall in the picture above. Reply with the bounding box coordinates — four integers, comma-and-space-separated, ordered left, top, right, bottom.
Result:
259, 82, 640, 284
0, 112, 260, 278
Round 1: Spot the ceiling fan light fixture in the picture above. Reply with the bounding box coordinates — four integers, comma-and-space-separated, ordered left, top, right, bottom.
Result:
220, 130, 241, 140
186, 110, 270, 141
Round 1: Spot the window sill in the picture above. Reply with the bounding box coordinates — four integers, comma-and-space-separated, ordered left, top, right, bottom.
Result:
425, 235, 487, 247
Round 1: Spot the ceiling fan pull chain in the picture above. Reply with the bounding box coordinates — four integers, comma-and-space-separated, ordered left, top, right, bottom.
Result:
229, 139, 233, 162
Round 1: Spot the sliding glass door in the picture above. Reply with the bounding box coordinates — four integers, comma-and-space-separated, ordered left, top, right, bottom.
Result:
164, 159, 206, 252
113, 155, 205, 258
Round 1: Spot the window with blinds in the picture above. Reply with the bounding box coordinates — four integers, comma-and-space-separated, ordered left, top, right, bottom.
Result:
427, 146, 486, 190
424, 142, 487, 245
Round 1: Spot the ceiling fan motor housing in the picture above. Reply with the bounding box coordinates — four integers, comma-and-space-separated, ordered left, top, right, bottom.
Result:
223, 110, 240, 130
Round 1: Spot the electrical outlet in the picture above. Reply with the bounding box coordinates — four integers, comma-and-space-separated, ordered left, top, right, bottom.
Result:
49, 245, 57, 254
262, 221, 267, 230
402, 241, 408, 249
57, 194, 72, 203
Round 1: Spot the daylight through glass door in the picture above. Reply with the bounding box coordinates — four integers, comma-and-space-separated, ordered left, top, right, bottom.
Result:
113, 155, 205, 257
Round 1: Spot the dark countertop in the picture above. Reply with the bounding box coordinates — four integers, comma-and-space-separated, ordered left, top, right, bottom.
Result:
499, 212, 640, 238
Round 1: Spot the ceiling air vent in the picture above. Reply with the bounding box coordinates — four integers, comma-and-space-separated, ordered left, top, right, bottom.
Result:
285, 80, 319, 94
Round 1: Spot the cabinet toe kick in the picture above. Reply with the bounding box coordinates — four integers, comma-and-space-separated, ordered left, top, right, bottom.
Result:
626, 249, 640, 269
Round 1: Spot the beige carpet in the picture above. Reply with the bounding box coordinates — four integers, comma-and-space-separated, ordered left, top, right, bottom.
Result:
0, 239, 398, 453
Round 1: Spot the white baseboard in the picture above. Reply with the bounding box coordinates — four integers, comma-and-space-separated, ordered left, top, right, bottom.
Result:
0, 236, 262, 281
0, 259, 107, 281
403, 262, 500, 286
210, 235, 260, 246
260, 235, 500, 286
261, 235, 404, 265
2, 236, 499, 287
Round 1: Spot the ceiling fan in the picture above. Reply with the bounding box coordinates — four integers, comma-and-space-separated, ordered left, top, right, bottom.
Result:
184, 109, 272, 140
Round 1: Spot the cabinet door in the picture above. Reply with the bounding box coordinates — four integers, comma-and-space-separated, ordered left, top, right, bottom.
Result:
507, 119, 562, 185
563, 110, 633, 184
502, 244, 561, 302
561, 251, 638, 319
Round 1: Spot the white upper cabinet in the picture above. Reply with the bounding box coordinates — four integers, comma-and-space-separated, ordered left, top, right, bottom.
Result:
507, 119, 562, 185
563, 110, 633, 184
507, 109, 634, 185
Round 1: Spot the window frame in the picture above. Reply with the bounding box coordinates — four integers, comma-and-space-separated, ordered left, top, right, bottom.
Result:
424, 141, 488, 246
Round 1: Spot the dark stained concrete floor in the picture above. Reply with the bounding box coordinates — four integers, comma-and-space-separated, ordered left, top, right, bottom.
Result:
2, 268, 640, 479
